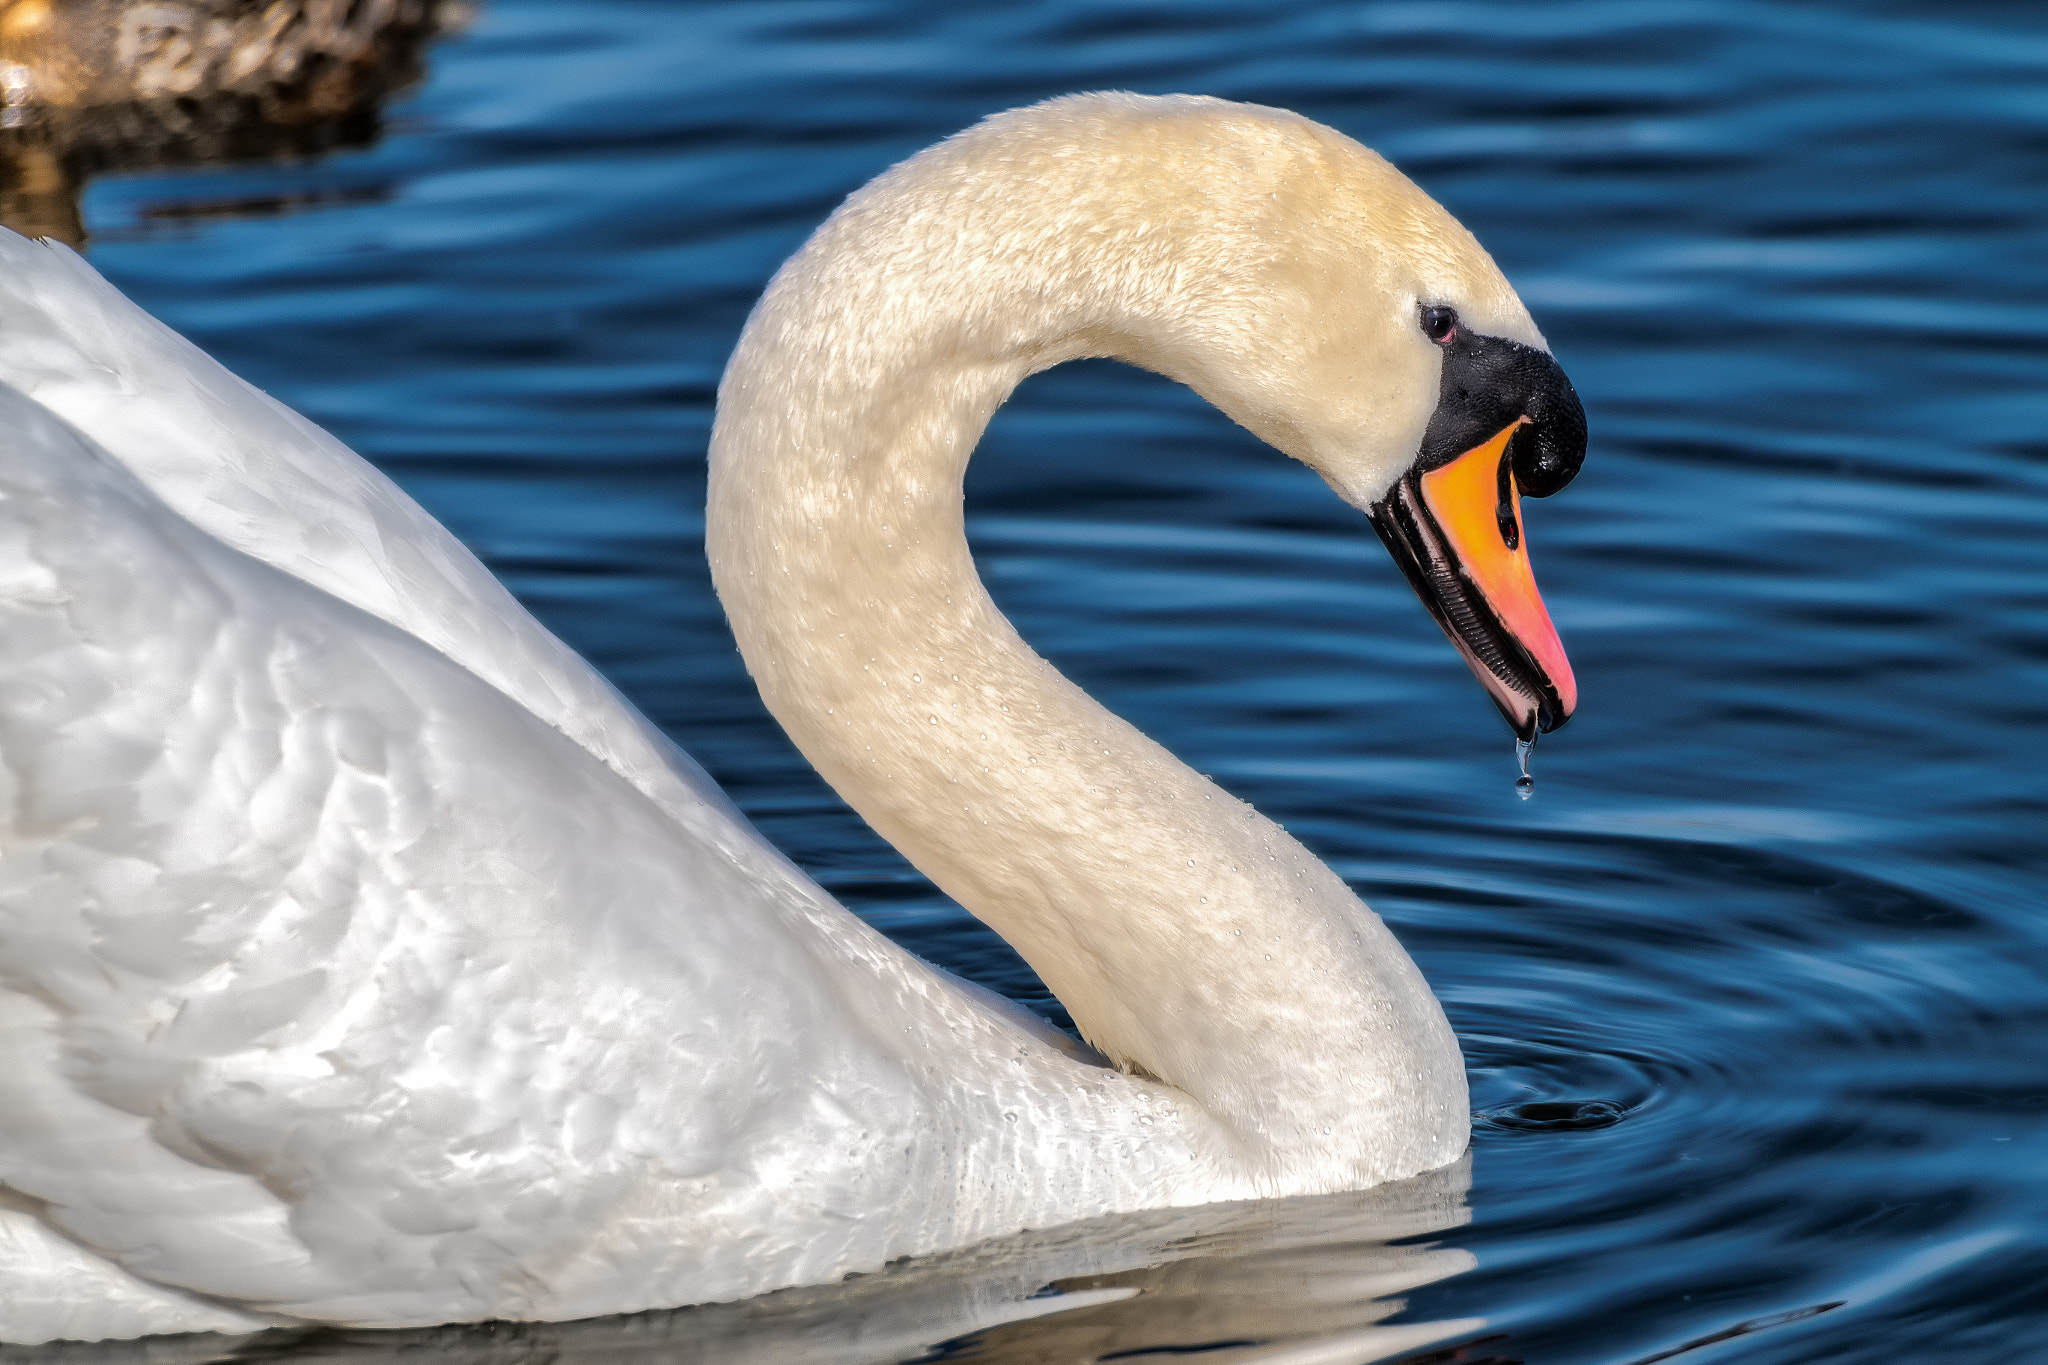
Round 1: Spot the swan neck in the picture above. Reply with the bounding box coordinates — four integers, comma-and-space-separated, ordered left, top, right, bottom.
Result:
707, 149, 1465, 1186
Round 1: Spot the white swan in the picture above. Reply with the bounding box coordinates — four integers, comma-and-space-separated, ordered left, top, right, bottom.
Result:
0, 92, 1583, 1344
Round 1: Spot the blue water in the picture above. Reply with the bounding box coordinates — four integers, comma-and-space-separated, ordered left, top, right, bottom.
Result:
39, 0, 2048, 1360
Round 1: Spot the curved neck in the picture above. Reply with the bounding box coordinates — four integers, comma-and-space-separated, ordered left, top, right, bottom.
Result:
707, 150, 1464, 1188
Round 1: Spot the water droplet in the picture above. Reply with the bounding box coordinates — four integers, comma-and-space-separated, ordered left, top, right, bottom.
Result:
1514, 736, 1537, 800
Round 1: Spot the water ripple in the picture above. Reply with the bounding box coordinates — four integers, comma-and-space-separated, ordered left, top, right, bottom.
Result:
54, 0, 2048, 1358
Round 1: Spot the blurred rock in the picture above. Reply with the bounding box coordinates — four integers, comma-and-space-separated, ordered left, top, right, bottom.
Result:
0, 0, 466, 246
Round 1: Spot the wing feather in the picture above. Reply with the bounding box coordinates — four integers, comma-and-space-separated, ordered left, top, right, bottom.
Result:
0, 387, 922, 1326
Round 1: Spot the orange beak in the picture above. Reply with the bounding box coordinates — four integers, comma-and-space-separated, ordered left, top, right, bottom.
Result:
1370, 419, 1578, 741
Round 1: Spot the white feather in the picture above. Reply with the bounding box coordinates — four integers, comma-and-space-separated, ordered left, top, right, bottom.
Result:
0, 93, 1537, 1342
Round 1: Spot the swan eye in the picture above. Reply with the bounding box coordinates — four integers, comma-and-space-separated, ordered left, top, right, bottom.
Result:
1420, 305, 1459, 344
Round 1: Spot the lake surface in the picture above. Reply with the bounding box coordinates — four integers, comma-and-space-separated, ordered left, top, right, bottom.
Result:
18, 0, 2047, 1360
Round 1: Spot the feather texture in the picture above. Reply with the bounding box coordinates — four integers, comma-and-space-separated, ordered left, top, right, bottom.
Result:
0, 92, 1547, 1342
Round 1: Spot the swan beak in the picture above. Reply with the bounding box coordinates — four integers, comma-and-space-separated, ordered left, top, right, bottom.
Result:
1369, 419, 1578, 741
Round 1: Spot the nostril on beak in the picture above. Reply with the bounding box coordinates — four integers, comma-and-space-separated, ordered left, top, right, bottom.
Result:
1494, 445, 1520, 550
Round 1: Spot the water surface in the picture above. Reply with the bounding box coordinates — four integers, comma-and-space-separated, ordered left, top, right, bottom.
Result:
24, 1, 2048, 1360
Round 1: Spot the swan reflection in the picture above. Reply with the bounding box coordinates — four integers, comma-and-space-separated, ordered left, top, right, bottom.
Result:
0, 0, 456, 246
1, 1161, 1479, 1365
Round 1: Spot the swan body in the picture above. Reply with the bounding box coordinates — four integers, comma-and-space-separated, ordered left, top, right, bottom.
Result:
0, 93, 1582, 1343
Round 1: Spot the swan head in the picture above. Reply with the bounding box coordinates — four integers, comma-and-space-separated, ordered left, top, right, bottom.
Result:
1074, 95, 1588, 742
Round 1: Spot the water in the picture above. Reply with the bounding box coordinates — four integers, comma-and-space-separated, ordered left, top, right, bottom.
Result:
7, 0, 2047, 1360
1515, 738, 1536, 800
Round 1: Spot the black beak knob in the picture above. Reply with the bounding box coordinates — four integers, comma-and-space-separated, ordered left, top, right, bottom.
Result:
1509, 358, 1586, 499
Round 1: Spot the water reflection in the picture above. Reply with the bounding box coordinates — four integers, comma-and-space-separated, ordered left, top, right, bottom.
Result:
1, 1164, 1480, 1365
0, 0, 457, 245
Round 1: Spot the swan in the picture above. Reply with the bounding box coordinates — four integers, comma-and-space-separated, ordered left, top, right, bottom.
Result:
0, 92, 1583, 1344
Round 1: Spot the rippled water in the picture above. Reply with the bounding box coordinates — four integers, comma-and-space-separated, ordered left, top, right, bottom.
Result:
17, 0, 2046, 1360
